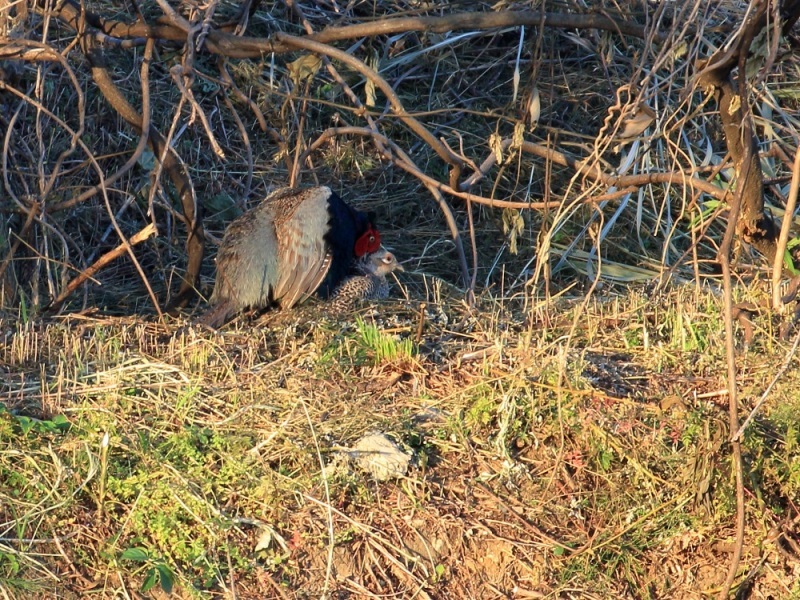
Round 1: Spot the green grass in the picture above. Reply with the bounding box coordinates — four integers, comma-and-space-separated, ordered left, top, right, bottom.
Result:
2, 288, 800, 598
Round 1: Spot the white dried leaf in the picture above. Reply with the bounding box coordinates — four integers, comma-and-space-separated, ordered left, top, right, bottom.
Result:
617, 104, 655, 140
365, 79, 376, 107
255, 525, 289, 553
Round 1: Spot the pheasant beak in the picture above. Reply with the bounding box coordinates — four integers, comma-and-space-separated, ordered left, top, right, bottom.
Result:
395, 263, 405, 273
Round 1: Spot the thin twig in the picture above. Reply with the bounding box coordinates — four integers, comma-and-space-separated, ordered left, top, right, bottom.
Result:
772, 145, 800, 310
170, 65, 226, 159
717, 13, 762, 594
220, 93, 254, 201
463, 138, 731, 202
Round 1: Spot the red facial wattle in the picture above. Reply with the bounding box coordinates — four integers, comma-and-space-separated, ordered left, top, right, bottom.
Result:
354, 225, 381, 257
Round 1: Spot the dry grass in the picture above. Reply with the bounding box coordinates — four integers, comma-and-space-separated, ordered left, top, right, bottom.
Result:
2, 281, 800, 598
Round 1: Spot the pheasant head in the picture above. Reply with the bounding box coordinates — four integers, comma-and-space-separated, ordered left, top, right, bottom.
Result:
354, 224, 381, 257
359, 248, 404, 276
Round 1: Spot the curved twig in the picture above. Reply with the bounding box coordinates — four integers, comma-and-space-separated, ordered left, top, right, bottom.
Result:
1, 101, 31, 214
46, 64, 153, 214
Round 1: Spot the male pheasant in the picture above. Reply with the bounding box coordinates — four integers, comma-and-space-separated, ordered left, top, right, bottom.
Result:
203, 186, 381, 326
328, 248, 404, 313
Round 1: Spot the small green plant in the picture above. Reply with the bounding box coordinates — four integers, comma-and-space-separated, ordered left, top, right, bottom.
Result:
120, 547, 175, 595
465, 386, 496, 432
8, 412, 70, 437
18, 294, 29, 324
784, 237, 800, 275
0, 550, 21, 579
596, 447, 614, 471
656, 300, 717, 353
688, 198, 723, 228
431, 563, 446, 583
355, 317, 414, 363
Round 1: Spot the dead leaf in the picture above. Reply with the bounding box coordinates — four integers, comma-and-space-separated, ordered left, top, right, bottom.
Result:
287, 54, 322, 87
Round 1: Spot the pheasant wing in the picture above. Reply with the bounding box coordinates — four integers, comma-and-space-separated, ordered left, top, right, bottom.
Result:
274, 246, 332, 309
272, 189, 334, 309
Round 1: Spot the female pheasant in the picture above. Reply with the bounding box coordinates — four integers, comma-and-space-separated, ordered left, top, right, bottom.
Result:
203, 186, 381, 326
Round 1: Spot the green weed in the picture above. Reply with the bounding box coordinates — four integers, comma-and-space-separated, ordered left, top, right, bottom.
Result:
354, 317, 415, 364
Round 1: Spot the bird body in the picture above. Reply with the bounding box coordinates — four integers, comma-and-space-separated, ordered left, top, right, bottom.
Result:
328, 249, 404, 313
204, 186, 380, 326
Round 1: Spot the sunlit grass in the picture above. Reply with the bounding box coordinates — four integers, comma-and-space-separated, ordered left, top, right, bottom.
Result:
3, 280, 800, 596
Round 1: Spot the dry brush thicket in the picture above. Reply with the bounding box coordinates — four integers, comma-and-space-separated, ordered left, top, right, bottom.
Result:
0, 0, 798, 310
2, 0, 800, 598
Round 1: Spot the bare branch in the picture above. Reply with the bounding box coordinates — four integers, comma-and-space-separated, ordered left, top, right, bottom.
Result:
306, 10, 664, 48
47, 223, 158, 313
48, 1, 663, 59
84, 37, 204, 309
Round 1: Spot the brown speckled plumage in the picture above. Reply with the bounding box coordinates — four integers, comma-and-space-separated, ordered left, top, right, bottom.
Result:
200, 186, 381, 327
328, 248, 403, 314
